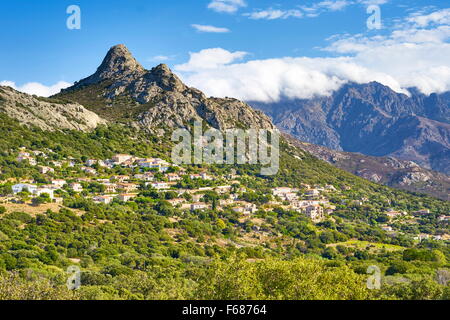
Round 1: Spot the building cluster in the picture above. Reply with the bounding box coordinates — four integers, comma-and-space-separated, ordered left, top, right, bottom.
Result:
271, 187, 336, 222
3, 150, 449, 230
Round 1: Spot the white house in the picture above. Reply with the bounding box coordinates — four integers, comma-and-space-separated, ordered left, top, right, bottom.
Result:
12, 184, 38, 194
166, 173, 181, 182
167, 198, 186, 206
112, 154, 133, 164
305, 189, 320, 197
215, 186, 232, 194
111, 175, 130, 182
35, 188, 55, 200
93, 195, 114, 204
134, 173, 154, 181
17, 156, 37, 166
117, 183, 139, 193
102, 183, 117, 194
81, 167, 97, 175
51, 161, 62, 168
51, 179, 67, 188
85, 159, 98, 167
148, 182, 169, 190
39, 166, 54, 174
200, 172, 212, 180
118, 194, 137, 202
272, 187, 298, 197
191, 203, 209, 211
69, 183, 83, 192
305, 205, 324, 222
233, 203, 258, 215
138, 158, 170, 172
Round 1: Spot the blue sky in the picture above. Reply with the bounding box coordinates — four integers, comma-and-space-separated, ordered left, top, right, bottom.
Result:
1, 0, 449, 101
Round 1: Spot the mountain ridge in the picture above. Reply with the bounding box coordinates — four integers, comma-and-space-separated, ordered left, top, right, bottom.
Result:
0, 85, 106, 131
57, 44, 274, 132
250, 81, 450, 176
284, 133, 450, 201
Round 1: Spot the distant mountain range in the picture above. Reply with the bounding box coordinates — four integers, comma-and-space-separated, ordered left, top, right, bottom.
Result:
250, 82, 450, 176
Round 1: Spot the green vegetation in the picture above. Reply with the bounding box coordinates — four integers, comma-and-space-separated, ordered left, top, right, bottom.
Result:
0, 114, 448, 300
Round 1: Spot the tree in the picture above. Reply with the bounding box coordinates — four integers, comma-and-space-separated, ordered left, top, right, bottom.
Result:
216, 219, 227, 230
322, 247, 338, 260
194, 256, 371, 300
32, 193, 51, 206
385, 261, 409, 275
0, 185, 12, 196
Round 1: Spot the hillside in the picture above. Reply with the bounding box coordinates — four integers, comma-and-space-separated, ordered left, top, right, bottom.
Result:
285, 135, 450, 201
0, 86, 105, 131
0, 111, 449, 300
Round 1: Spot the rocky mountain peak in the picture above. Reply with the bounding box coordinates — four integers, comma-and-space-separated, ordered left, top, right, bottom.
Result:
144, 64, 187, 92
56, 44, 274, 131
97, 44, 145, 78
68, 44, 145, 90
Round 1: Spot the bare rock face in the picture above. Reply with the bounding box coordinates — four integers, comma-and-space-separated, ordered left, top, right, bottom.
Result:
0, 86, 106, 131
59, 45, 273, 131
397, 171, 431, 185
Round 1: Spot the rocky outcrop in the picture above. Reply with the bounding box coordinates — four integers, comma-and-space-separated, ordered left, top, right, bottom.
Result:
59, 45, 273, 131
69, 44, 146, 89
0, 86, 106, 131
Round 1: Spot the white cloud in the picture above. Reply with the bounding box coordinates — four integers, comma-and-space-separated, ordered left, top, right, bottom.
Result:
175, 54, 407, 102
191, 24, 230, 33
0, 81, 72, 97
321, 8, 450, 94
174, 8, 450, 102
246, 9, 303, 20
149, 55, 173, 62
208, 0, 246, 14
357, 0, 389, 5
300, 0, 351, 16
246, 1, 350, 20
315, 0, 351, 11
175, 48, 248, 72
406, 8, 450, 27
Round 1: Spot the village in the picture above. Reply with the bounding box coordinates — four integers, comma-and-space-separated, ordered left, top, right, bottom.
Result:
1, 149, 449, 241
8, 150, 337, 221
